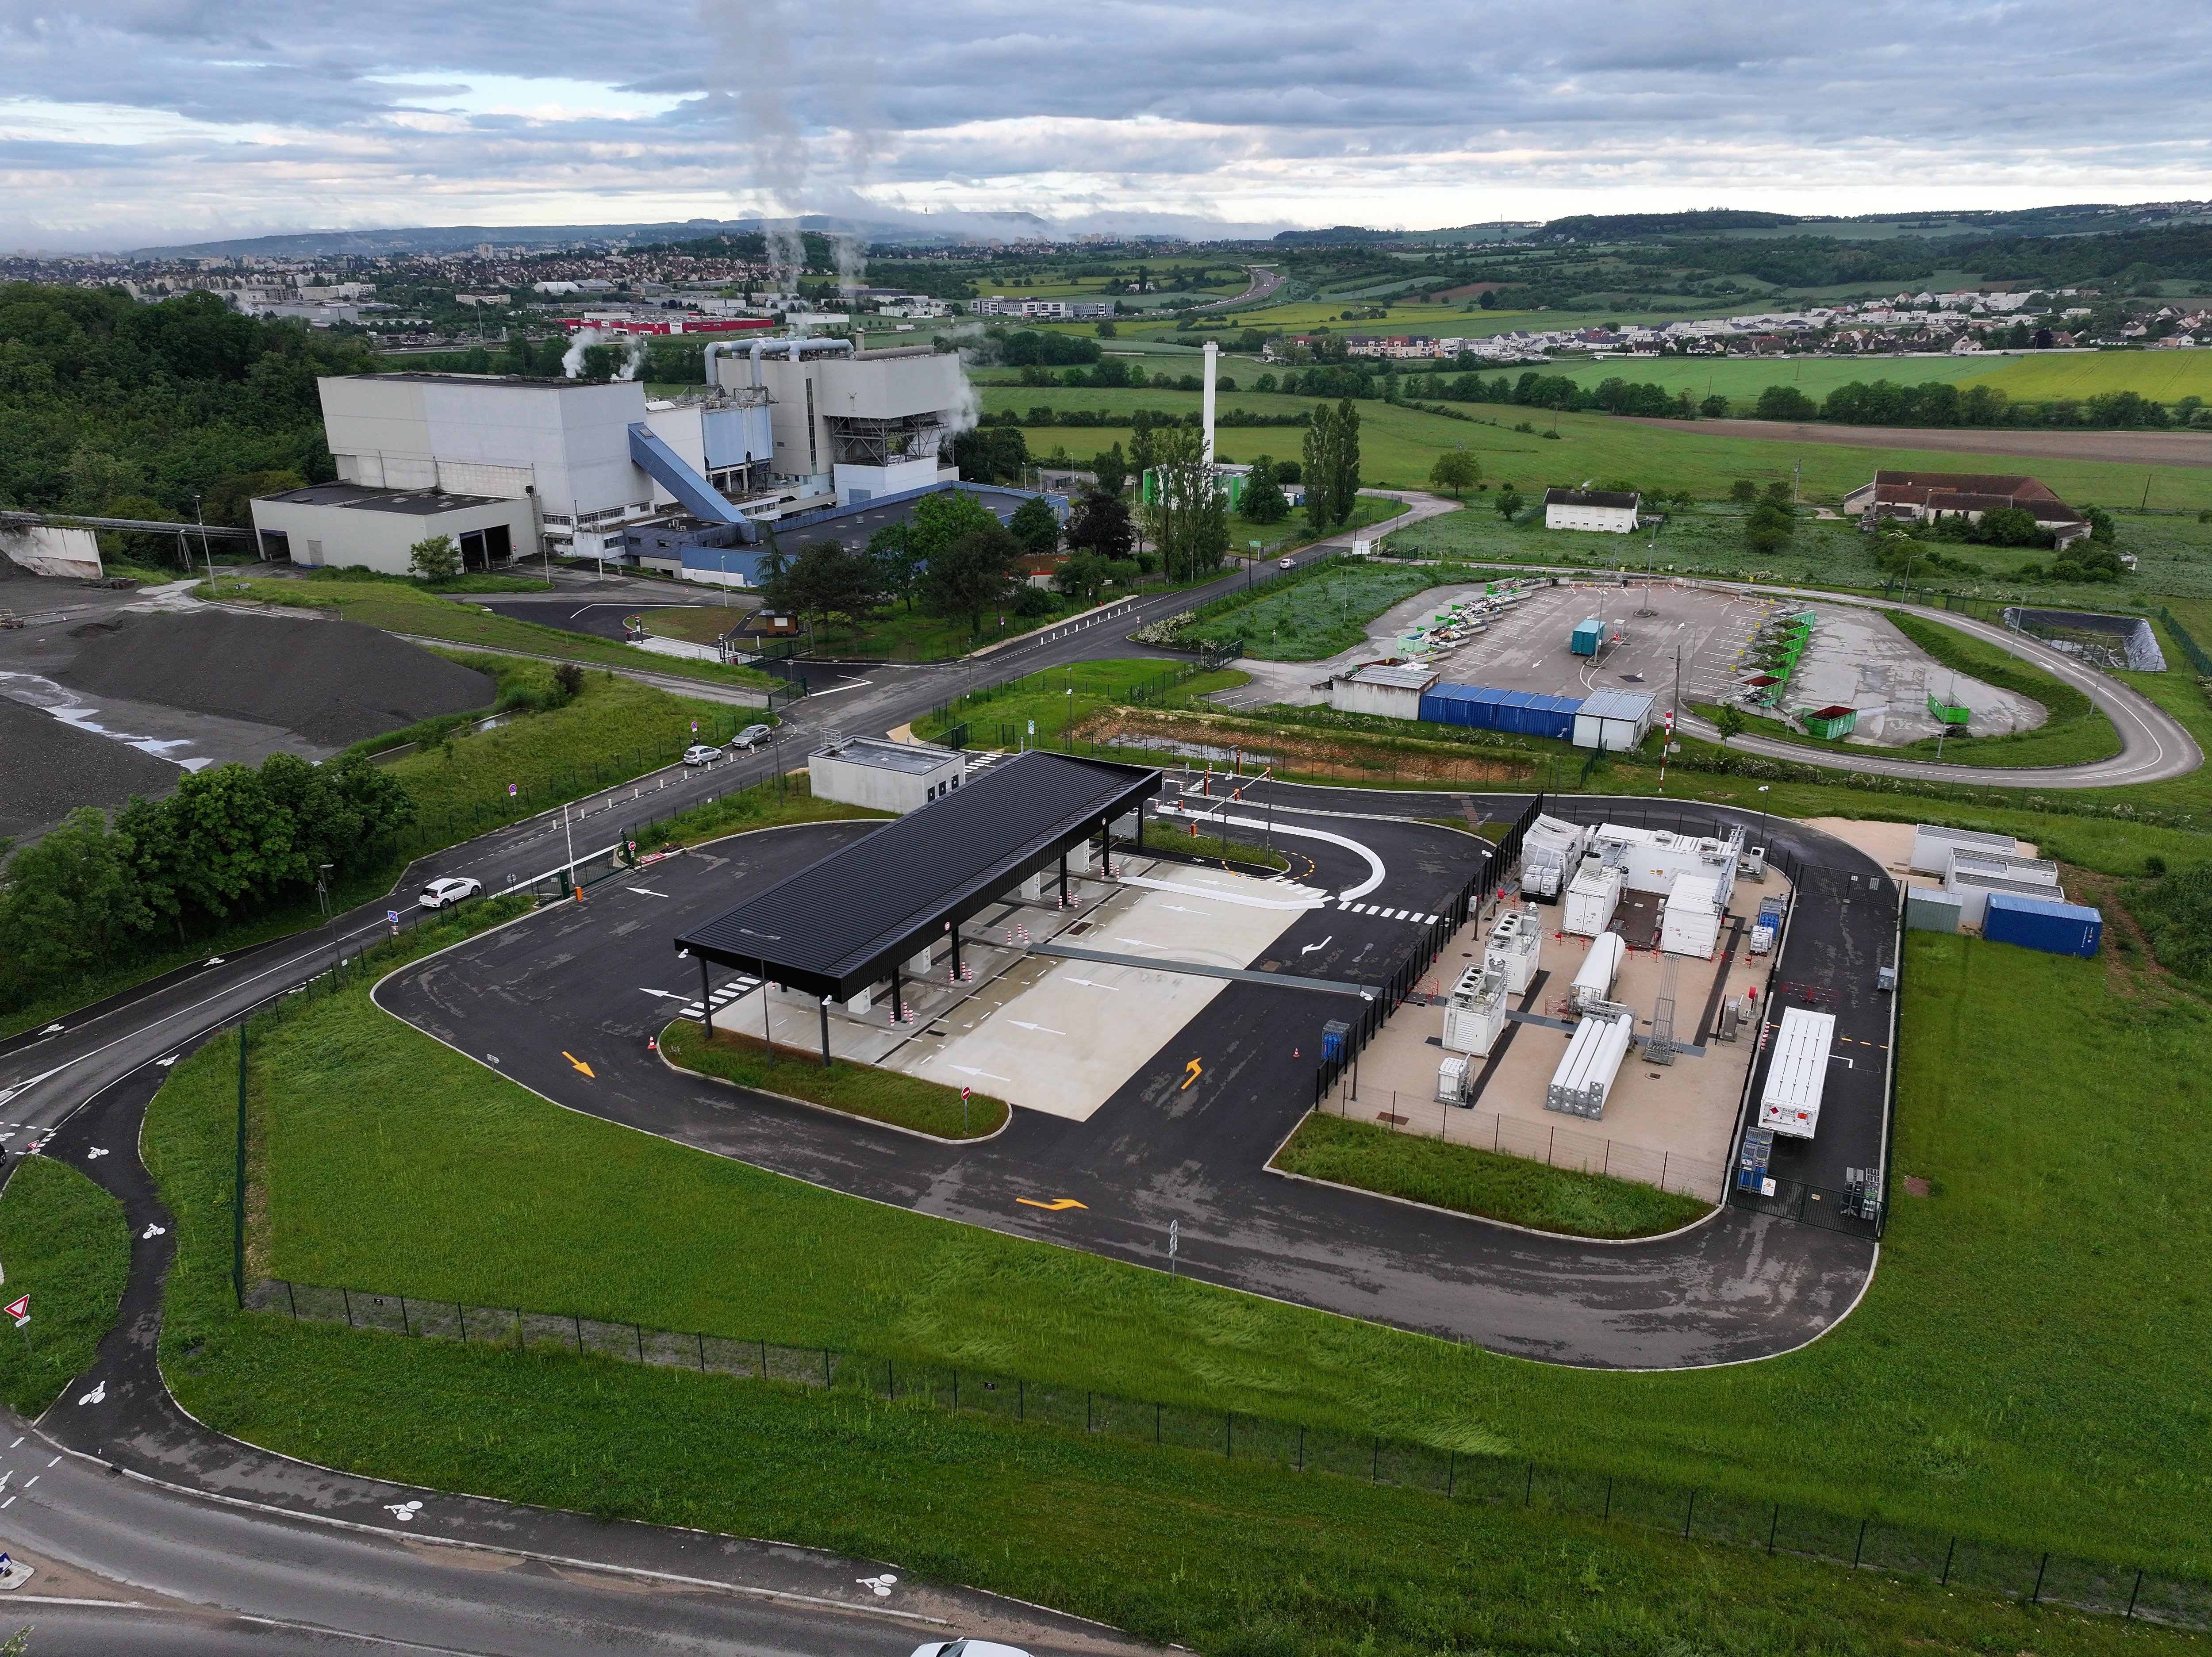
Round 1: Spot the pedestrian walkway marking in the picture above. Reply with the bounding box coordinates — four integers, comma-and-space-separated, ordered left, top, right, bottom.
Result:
561, 1051, 596, 1078
1016, 1197, 1088, 1211
1182, 1058, 1203, 1090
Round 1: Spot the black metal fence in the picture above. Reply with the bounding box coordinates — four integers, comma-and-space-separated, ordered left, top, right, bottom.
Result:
246, 1275, 2212, 1630
2158, 605, 2212, 676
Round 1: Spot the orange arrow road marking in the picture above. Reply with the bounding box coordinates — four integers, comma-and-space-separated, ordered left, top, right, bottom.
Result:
562, 1051, 595, 1078
1015, 1198, 1087, 1212
1180, 1058, 1203, 1090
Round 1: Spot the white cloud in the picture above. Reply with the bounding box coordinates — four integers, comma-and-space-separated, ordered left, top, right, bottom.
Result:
0, 0, 2206, 248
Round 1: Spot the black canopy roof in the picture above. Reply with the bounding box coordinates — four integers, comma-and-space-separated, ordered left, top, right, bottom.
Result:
674, 750, 1160, 1000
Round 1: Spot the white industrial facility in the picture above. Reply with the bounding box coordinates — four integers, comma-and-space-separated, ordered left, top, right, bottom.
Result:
252, 337, 973, 577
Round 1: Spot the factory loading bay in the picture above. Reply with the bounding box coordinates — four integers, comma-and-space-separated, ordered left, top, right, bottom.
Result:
1330, 811, 1895, 1228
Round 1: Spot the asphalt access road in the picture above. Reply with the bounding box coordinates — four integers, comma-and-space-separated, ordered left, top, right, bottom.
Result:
377, 799, 1880, 1368
0, 1063, 1153, 1657
472, 593, 757, 643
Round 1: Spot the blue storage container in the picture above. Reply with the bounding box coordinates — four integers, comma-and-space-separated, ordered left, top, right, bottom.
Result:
1983, 891, 2102, 959
1571, 618, 1603, 656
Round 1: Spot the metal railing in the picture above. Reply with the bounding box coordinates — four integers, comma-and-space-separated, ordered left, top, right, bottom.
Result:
245, 1275, 2212, 1631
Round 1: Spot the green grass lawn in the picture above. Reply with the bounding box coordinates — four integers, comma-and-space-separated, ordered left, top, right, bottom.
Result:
981, 384, 2212, 515
383, 655, 756, 843
1273, 1112, 1711, 1239
658, 1019, 1009, 1140
0, 1155, 131, 1417
1137, 820, 1288, 871
141, 890, 2212, 1588
196, 575, 778, 693
915, 660, 1252, 749
1167, 559, 1493, 661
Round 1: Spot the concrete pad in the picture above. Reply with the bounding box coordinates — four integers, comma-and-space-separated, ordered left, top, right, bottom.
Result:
1344, 880, 1790, 1205
911, 862, 1310, 1122
1797, 816, 2038, 894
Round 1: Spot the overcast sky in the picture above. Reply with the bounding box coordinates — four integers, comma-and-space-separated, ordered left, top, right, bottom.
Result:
3, 0, 2209, 249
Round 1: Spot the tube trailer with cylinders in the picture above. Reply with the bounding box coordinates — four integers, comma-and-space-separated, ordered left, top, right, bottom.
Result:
1546, 1011, 1636, 1120
1758, 1006, 1836, 1138
1569, 931, 1626, 1012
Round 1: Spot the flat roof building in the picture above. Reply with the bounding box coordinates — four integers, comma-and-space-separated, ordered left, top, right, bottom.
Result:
809, 736, 968, 814
250, 481, 532, 575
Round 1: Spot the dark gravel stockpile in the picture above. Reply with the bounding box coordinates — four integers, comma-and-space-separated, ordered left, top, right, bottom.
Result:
0, 696, 183, 846
58, 612, 497, 748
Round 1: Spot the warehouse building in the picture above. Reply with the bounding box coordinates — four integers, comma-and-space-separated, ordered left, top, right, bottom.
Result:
1543, 488, 1641, 533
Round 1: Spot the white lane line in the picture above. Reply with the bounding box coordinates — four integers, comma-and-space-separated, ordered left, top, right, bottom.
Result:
806, 679, 876, 698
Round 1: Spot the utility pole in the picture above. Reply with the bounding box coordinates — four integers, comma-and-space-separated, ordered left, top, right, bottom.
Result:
195, 495, 215, 586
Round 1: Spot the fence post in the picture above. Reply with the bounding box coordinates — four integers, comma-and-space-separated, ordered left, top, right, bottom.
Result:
574, 1314, 582, 1352
399, 1296, 409, 1337
1446, 1450, 1454, 1497
2031, 1553, 2049, 1604
1768, 1503, 1779, 1555
1683, 1489, 1696, 1539
636, 1324, 645, 1362
1939, 1537, 1955, 1586
2125, 1568, 2143, 1620
340, 1286, 353, 1328
1852, 1516, 1867, 1568
1297, 1425, 1305, 1472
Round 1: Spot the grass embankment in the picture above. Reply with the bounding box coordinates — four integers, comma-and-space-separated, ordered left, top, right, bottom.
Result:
976, 384, 2212, 514
1170, 558, 1492, 660
0, 1156, 130, 1417
193, 574, 779, 693
1273, 1112, 1712, 1239
914, 659, 1252, 749
657, 1020, 1008, 1140
630, 769, 889, 853
138, 904, 2212, 1592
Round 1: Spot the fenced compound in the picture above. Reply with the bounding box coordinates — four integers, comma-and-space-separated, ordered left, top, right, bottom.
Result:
246, 1275, 2212, 1631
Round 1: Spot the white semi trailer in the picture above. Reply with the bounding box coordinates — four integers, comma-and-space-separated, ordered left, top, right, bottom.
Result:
1758, 1006, 1836, 1138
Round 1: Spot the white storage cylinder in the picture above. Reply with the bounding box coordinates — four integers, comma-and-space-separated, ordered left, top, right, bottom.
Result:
1570, 932, 1626, 1010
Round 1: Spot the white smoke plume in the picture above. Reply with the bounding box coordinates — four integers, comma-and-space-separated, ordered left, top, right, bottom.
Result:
562, 328, 648, 380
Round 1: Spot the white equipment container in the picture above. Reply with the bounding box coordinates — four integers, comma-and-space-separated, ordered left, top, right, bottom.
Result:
1436, 1055, 1469, 1105
1590, 822, 1741, 908
1758, 1007, 1836, 1139
1483, 907, 1542, 993
1658, 874, 1724, 959
1947, 868, 2066, 930
1546, 1012, 1636, 1120
1948, 850, 2059, 887
1518, 815, 1589, 901
1911, 823, 2015, 876
1562, 856, 1624, 937
1569, 932, 1626, 1011
1442, 964, 1509, 1056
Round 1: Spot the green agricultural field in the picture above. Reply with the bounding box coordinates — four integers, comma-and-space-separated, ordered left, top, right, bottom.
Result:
914, 659, 1250, 749
0, 1156, 130, 1416
1962, 351, 2212, 403
1555, 353, 2002, 409
143, 884, 2212, 1588
978, 385, 2212, 512
1169, 560, 1485, 661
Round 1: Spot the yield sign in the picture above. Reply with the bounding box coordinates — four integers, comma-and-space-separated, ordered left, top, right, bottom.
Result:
4, 1296, 26, 1323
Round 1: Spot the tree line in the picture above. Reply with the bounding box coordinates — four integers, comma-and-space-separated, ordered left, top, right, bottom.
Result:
1750, 379, 2207, 431
0, 753, 416, 1015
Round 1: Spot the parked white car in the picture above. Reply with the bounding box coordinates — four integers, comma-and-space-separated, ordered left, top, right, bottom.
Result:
416, 876, 483, 910
681, 744, 722, 767
911, 1643, 1032, 1657
1278, 556, 1296, 569
729, 724, 774, 751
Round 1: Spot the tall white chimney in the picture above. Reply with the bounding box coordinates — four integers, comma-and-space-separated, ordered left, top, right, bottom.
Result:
1201, 340, 1218, 468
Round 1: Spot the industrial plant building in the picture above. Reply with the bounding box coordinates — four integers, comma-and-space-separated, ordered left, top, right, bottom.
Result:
1543, 488, 1642, 533
251, 337, 978, 578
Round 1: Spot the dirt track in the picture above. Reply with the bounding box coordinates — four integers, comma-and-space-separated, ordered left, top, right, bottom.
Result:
1620, 416, 2212, 469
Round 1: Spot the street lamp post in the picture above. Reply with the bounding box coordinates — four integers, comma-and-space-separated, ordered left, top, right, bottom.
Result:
1755, 783, 1772, 859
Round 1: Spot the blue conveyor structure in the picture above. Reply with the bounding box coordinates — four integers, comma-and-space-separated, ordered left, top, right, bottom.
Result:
626, 423, 757, 541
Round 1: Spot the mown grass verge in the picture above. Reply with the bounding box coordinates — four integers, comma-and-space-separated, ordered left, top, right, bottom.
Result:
657, 1019, 1009, 1141
0, 1155, 131, 1417
632, 769, 891, 852
133, 909, 2212, 1653
1272, 1111, 1711, 1239
1138, 819, 1288, 871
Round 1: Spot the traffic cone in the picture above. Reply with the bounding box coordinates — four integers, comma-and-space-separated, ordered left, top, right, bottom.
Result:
648, 1036, 658, 1051
1293, 1047, 1300, 1058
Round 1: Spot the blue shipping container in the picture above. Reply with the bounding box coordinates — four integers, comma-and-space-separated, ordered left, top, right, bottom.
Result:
1983, 891, 2103, 959
1418, 683, 1583, 740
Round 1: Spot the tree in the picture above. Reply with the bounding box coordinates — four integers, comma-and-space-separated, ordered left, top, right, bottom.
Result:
1714, 705, 1747, 743
1008, 495, 1062, 556
1427, 449, 1482, 498
1095, 320, 1117, 338
1328, 398, 1362, 526
1088, 443, 1129, 496
1065, 487, 1136, 563
867, 521, 926, 613
408, 533, 462, 583
1729, 480, 1759, 506
1494, 485, 1524, 518
1745, 499, 1795, 556
952, 424, 1028, 484
1700, 393, 1730, 418
1302, 403, 1336, 531
770, 539, 887, 638
925, 522, 1020, 631
1241, 456, 1289, 525
0, 807, 153, 986
906, 489, 1000, 565
1141, 425, 1229, 582
1754, 385, 1817, 421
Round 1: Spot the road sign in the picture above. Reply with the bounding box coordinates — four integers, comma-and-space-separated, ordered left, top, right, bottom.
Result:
508, 783, 518, 796
1169, 1218, 1179, 1276
5, 1294, 26, 1325
386, 911, 399, 925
